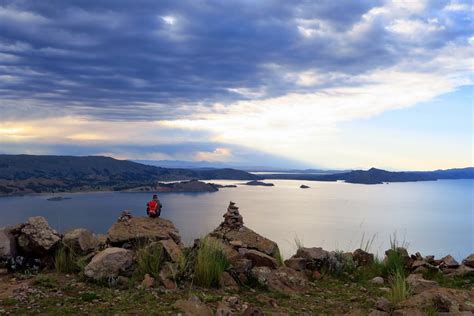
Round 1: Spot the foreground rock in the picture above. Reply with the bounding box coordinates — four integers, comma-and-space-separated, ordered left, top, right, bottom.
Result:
463, 254, 474, 268
84, 247, 133, 280
63, 228, 98, 255
12, 217, 61, 255
251, 266, 308, 295
107, 216, 181, 246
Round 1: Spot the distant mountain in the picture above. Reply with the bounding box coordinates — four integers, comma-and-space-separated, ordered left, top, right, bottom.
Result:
262, 167, 474, 184
135, 159, 306, 172
0, 154, 259, 196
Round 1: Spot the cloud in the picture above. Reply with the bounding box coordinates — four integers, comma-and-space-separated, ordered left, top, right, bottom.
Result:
0, 0, 472, 168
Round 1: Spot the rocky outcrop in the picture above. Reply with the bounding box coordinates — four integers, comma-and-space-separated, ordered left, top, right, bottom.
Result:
107, 216, 181, 246
63, 228, 98, 255
244, 180, 274, 186
84, 247, 133, 280
13, 217, 61, 255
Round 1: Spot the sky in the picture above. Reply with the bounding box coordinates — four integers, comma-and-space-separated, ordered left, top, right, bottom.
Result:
0, 0, 473, 170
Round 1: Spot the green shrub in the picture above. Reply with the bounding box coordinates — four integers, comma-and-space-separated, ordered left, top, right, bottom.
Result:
81, 291, 99, 302
54, 244, 78, 273
388, 269, 410, 304
134, 242, 164, 279
194, 237, 229, 288
382, 250, 406, 277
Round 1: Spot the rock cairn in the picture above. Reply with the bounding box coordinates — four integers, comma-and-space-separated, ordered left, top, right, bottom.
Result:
222, 201, 243, 229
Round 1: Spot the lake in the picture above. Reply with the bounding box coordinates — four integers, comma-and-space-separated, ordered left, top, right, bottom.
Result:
0, 179, 472, 260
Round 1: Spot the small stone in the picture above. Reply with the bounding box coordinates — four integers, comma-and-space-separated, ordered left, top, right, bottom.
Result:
370, 276, 384, 285
375, 297, 391, 312
243, 306, 264, 316
142, 273, 154, 288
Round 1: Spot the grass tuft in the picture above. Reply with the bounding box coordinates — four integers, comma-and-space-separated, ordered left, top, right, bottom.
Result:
194, 237, 229, 288
294, 235, 304, 250
54, 244, 78, 273
388, 269, 410, 304
134, 242, 164, 280
359, 233, 377, 253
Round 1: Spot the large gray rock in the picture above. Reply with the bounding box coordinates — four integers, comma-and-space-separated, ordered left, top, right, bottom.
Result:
84, 247, 133, 280
17, 217, 61, 254
63, 228, 98, 255
406, 274, 439, 294
159, 238, 183, 263
296, 247, 329, 261
244, 249, 278, 269
212, 226, 279, 257
107, 216, 182, 246
251, 266, 308, 295
0, 228, 17, 259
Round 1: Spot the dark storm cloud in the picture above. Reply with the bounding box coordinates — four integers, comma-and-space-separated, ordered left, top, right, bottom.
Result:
0, 0, 470, 120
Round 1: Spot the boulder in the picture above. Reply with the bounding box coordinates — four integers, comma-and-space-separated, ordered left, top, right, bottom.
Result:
0, 228, 17, 259
107, 217, 181, 246
63, 228, 98, 255
173, 298, 213, 316
84, 247, 133, 280
284, 257, 307, 271
296, 247, 328, 261
251, 266, 308, 295
406, 274, 439, 294
353, 248, 374, 266
159, 239, 183, 263
17, 217, 61, 255
244, 250, 278, 269
462, 254, 474, 268
213, 226, 279, 257
440, 255, 459, 268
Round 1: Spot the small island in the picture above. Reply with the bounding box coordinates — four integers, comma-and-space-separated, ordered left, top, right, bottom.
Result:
46, 196, 72, 201
244, 180, 274, 186
300, 185, 310, 189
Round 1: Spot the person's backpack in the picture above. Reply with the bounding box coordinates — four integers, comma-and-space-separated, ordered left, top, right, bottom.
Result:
147, 200, 159, 215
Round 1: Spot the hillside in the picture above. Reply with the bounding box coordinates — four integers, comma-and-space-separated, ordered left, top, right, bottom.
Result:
263, 167, 474, 184
0, 155, 258, 195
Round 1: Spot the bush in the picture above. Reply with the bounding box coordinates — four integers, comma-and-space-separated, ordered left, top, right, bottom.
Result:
388, 269, 410, 304
325, 251, 356, 277
134, 242, 164, 279
194, 237, 229, 288
54, 244, 78, 273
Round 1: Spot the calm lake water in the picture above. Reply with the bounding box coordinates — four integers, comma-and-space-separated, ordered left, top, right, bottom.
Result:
0, 179, 472, 260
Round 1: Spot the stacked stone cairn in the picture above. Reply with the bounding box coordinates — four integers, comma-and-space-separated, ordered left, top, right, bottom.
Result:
222, 201, 244, 230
